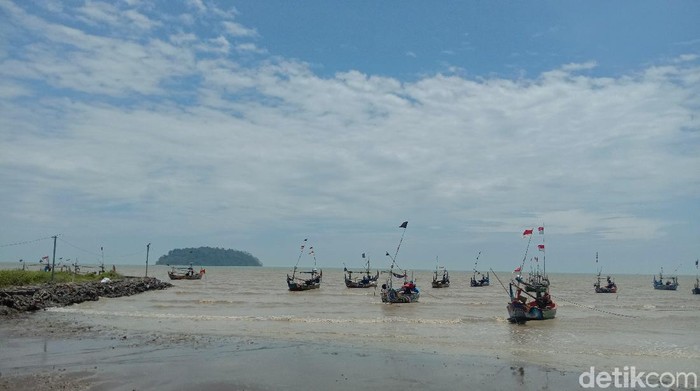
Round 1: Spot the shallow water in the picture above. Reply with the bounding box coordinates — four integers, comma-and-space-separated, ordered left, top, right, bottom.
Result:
33, 265, 700, 374
2, 264, 699, 390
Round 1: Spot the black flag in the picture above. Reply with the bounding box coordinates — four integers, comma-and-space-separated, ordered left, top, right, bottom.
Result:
362, 253, 365, 258
399, 221, 408, 228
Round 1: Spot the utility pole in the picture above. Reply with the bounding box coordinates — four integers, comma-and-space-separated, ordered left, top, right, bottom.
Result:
145, 243, 151, 277
50, 235, 58, 281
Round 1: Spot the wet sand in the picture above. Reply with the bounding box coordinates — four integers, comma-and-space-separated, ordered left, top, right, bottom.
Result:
1, 313, 578, 391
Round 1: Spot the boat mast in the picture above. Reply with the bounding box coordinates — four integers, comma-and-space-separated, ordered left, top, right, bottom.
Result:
541, 224, 546, 277
392, 221, 408, 268
293, 238, 308, 278
473, 251, 481, 276
520, 233, 533, 272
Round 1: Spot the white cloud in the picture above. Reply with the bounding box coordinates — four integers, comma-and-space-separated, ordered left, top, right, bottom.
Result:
223, 21, 258, 38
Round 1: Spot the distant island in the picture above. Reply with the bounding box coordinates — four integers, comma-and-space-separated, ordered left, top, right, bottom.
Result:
156, 247, 263, 267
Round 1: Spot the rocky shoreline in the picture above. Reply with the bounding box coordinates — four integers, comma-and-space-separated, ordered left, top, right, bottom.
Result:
0, 277, 172, 316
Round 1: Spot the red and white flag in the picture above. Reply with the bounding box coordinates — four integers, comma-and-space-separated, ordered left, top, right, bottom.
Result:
537, 244, 545, 251
522, 229, 533, 236
514, 266, 522, 272
538, 226, 544, 234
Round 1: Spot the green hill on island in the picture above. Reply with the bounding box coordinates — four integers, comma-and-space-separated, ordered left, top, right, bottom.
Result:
156, 247, 262, 266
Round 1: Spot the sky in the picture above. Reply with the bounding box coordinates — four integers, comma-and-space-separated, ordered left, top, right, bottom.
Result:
1, 1, 699, 275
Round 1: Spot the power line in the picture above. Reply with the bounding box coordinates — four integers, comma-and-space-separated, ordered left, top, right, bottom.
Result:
0, 236, 54, 248
57, 237, 101, 257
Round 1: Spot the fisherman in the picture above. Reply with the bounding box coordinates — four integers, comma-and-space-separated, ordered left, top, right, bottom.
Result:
403, 280, 416, 294
538, 292, 552, 308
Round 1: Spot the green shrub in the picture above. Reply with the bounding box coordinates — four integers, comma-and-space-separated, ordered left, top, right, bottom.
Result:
0, 270, 123, 288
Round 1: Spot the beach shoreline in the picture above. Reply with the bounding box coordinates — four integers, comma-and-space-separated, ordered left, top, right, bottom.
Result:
0, 313, 579, 391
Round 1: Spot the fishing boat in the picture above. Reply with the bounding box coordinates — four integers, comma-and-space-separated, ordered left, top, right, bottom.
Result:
694, 260, 700, 295
431, 259, 450, 288
286, 238, 322, 291
652, 268, 678, 290
506, 226, 556, 323
594, 274, 617, 293
168, 264, 206, 280
470, 251, 489, 287
287, 267, 322, 291
593, 252, 617, 293
344, 253, 379, 288
380, 221, 420, 303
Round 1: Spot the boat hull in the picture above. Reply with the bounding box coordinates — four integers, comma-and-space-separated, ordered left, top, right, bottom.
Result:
345, 279, 378, 288
693, 287, 700, 295
653, 283, 678, 290
168, 271, 204, 280
470, 279, 489, 287
287, 281, 321, 291
507, 302, 556, 323
595, 286, 617, 293
431, 280, 449, 288
380, 288, 420, 303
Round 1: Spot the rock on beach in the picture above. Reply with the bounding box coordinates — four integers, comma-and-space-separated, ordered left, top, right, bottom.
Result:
0, 277, 172, 316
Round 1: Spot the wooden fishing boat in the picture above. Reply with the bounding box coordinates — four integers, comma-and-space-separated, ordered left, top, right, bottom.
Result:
506, 226, 556, 323
470, 272, 489, 287
653, 268, 678, 290
380, 221, 420, 303
470, 252, 489, 287
344, 253, 379, 288
381, 277, 420, 303
594, 274, 617, 293
507, 280, 557, 323
593, 253, 617, 293
432, 265, 450, 288
286, 238, 322, 291
168, 264, 205, 280
287, 267, 322, 291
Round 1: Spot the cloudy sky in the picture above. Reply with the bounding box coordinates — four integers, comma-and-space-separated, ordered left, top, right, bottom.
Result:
1, 1, 699, 274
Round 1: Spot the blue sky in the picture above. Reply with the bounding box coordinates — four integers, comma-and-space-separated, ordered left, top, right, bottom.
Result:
1, 0, 699, 275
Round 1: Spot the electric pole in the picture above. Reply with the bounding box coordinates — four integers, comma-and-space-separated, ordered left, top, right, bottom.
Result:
145, 243, 151, 277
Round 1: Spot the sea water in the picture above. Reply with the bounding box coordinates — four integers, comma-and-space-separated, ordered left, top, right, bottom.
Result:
2, 265, 699, 389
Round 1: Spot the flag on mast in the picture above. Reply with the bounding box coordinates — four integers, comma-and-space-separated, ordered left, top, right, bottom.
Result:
538, 226, 544, 234
523, 229, 533, 236
399, 221, 408, 228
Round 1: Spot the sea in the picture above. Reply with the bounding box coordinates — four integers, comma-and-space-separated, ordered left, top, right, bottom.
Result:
2, 264, 699, 390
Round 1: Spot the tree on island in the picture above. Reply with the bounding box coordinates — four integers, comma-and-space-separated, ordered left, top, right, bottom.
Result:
155, 247, 262, 266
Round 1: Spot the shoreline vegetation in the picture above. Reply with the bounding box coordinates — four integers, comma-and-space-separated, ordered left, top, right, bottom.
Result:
0, 270, 171, 316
